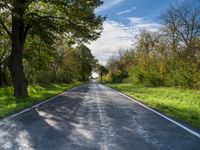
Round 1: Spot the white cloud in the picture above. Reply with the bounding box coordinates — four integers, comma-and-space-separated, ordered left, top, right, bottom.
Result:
88, 18, 162, 65
128, 17, 145, 24
132, 6, 136, 9
95, 0, 124, 13
128, 17, 162, 32
117, 9, 132, 15
117, 6, 136, 15
87, 21, 134, 64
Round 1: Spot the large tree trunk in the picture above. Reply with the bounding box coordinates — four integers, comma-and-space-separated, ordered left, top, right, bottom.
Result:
8, 2, 28, 97
8, 47, 28, 97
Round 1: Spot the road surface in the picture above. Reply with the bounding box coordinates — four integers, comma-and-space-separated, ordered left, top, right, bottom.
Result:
0, 83, 200, 150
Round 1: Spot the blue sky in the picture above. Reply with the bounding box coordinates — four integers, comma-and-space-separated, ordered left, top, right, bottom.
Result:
88, 0, 190, 64
96, 0, 176, 24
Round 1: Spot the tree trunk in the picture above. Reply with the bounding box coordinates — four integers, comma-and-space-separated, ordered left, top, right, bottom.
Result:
2, 65, 7, 86
0, 67, 3, 87
8, 49, 28, 97
8, 3, 28, 97
0, 64, 8, 87
100, 74, 102, 83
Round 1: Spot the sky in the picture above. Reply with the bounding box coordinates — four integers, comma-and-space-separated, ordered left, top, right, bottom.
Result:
87, 0, 189, 65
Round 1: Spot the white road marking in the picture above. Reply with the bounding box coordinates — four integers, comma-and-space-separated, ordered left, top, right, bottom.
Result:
2, 85, 82, 121
106, 85, 200, 139
2, 83, 200, 139
93, 84, 118, 150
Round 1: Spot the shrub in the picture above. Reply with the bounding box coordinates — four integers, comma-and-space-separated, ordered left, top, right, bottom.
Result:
128, 66, 145, 84
144, 71, 164, 87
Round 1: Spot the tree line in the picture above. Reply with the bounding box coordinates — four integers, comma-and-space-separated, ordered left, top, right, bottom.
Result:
106, 1, 200, 88
0, 0, 105, 97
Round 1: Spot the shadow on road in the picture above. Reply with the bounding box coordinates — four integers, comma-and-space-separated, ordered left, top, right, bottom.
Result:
0, 87, 98, 150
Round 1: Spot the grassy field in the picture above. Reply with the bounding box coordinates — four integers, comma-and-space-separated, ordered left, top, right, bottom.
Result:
107, 83, 200, 129
0, 82, 81, 118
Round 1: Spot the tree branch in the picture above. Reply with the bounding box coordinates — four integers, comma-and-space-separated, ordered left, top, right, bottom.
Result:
27, 12, 66, 21
26, 0, 35, 6
24, 23, 32, 36
22, 23, 33, 43
0, 57, 9, 66
0, 18, 11, 37
0, 2, 12, 11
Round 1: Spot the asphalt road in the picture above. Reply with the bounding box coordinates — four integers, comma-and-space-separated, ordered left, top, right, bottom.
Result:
0, 82, 200, 150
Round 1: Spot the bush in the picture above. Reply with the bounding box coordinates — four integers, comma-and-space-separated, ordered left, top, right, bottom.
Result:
128, 66, 164, 87
144, 71, 164, 87
165, 59, 200, 88
128, 66, 145, 84
110, 70, 128, 83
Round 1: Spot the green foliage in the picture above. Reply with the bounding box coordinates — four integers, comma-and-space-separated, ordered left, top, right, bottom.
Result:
96, 64, 108, 83
107, 54, 128, 83
53, 47, 82, 83
106, 1, 200, 89
78, 44, 97, 81
107, 28, 200, 88
98, 65, 108, 76
23, 40, 96, 83
129, 66, 145, 84
165, 58, 200, 88
0, 22, 10, 86
25, 0, 105, 44
129, 67, 164, 87
108, 83, 200, 128
0, 0, 104, 96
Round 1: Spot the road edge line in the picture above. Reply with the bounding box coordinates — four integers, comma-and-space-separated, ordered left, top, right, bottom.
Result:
106, 85, 200, 139
4, 85, 83, 120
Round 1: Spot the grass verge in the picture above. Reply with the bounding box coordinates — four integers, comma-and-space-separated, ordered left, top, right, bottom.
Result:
107, 83, 200, 129
0, 82, 81, 118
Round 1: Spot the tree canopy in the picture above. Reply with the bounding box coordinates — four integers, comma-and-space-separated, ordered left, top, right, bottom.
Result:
0, 0, 105, 97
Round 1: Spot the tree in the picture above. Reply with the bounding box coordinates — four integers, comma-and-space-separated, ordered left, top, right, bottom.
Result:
107, 51, 129, 83
97, 65, 108, 83
23, 35, 56, 83
0, 8, 10, 86
105, 0, 200, 88
50, 41, 82, 83
78, 44, 97, 81
162, 1, 200, 58
0, 0, 104, 97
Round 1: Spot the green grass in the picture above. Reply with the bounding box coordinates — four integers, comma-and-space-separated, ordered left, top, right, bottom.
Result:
107, 83, 200, 129
0, 82, 81, 118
